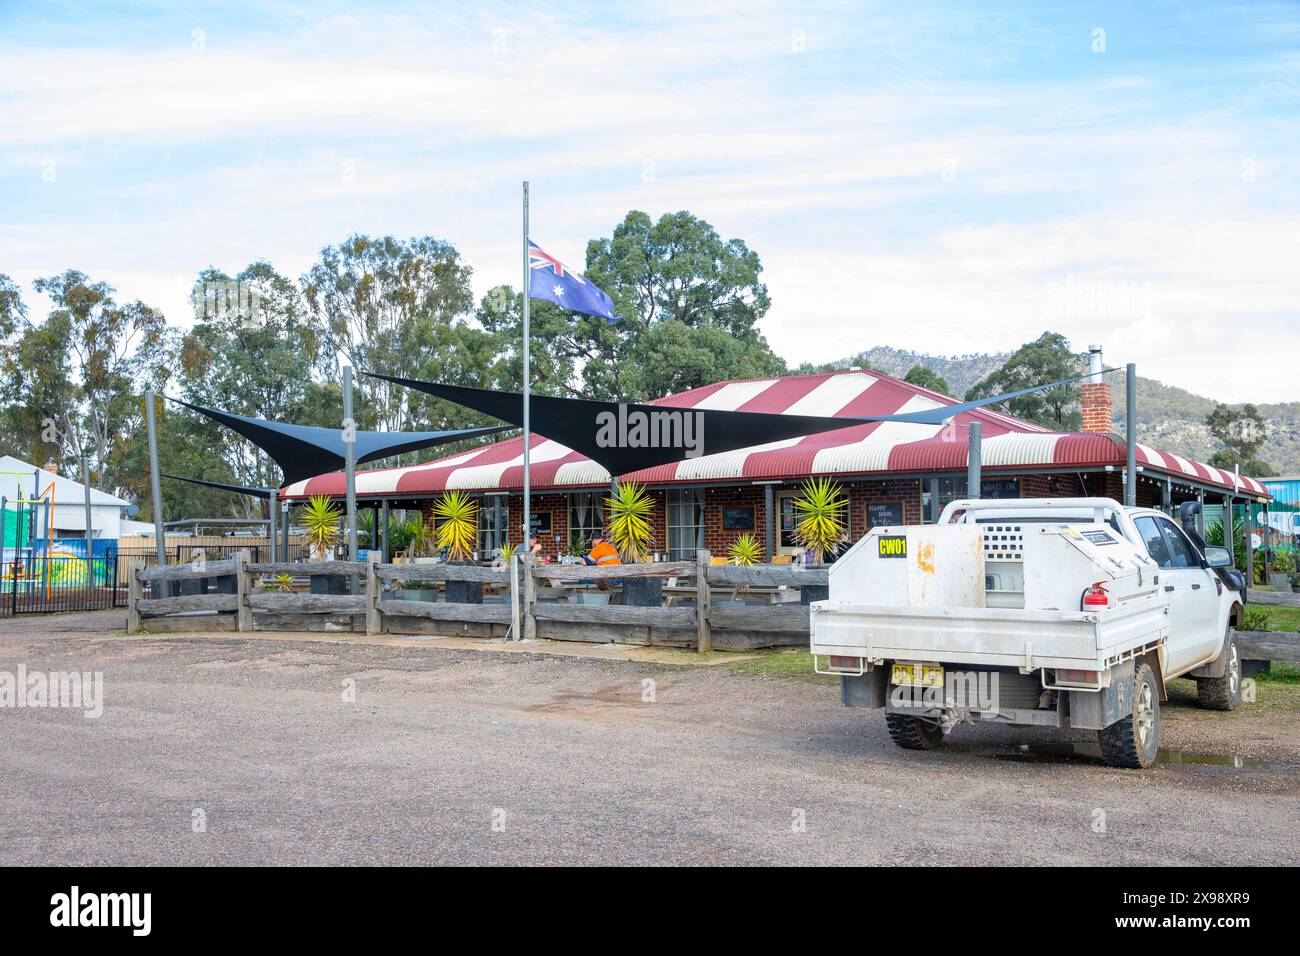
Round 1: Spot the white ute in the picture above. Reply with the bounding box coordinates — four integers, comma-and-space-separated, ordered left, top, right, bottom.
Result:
809, 497, 1246, 768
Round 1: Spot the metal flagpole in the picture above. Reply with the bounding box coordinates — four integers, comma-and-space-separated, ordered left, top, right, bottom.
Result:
522, 180, 531, 553
1125, 363, 1137, 507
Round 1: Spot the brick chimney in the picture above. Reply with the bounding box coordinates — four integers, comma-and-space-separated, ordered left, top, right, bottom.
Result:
1080, 344, 1112, 433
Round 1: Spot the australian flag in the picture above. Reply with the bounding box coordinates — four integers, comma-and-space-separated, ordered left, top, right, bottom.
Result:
528, 240, 618, 323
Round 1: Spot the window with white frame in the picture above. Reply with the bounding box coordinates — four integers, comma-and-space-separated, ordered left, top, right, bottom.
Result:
568, 492, 605, 552
478, 495, 508, 554
667, 489, 706, 561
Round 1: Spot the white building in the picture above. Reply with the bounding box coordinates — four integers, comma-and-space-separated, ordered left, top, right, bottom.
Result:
0, 454, 131, 544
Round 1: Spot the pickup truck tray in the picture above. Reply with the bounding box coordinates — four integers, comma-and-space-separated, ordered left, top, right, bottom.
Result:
809, 593, 1168, 671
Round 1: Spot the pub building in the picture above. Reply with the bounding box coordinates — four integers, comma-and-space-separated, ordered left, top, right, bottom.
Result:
282, 366, 1269, 563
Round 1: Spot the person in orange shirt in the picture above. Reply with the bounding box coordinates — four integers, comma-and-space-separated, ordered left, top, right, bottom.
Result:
584, 532, 622, 567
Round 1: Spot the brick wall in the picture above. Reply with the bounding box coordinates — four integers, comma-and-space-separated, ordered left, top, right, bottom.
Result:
407, 469, 1155, 563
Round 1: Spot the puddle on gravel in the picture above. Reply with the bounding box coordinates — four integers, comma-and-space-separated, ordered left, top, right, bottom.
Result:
980, 742, 1281, 768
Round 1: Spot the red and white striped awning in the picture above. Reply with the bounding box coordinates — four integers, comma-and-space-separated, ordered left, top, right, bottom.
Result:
282, 370, 1270, 499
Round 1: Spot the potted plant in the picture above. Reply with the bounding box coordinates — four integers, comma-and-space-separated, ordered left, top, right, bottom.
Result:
301, 495, 347, 594
1267, 548, 1295, 590
433, 491, 481, 604
606, 481, 660, 607
792, 477, 847, 603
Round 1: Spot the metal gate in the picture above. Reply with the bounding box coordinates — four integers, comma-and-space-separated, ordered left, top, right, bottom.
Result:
0, 554, 124, 615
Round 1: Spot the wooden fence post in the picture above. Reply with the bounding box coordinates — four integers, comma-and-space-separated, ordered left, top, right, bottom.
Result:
510, 552, 522, 641
696, 549, 712, 652
127, 558, 143, 634
523, 554, 537, 641
365, 551, 381, 635
235, 550, 252, 632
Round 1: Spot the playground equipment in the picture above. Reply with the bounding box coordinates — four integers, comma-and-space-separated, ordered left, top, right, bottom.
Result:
1, 470, 57, 598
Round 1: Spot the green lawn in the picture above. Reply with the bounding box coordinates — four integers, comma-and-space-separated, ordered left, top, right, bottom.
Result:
724, 648, 834, 683
1255, 663, 1300, 684
1253, 605, 1300, 632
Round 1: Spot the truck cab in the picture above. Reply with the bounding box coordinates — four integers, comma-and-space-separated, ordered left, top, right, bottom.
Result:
809, 497, 1245, 768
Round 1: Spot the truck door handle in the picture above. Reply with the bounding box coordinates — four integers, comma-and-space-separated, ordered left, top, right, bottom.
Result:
1191, 583, 1202, 590
1164, 585, 1175, 592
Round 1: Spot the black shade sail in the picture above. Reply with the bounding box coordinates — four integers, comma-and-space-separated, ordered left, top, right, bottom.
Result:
161, 472, 275, 499
363, 376, 856, 476
171, 399, 511, 487
366, 371, 1106, 477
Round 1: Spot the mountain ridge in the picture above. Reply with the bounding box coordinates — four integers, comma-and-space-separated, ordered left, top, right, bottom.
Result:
819, 346, 1298, 476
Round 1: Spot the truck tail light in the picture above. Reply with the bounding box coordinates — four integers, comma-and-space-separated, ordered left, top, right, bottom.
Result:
1081, 581, 1110, 609
1058, 669, 1099, 686
830, 656, 861, 670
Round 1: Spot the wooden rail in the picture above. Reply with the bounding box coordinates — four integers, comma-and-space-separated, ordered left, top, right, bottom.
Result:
1237, 629, 1300, 663
376, 563, 510, 584
138, 559, 237, 581
247, 560, 367, 577
1246, 590, 1300, 608
705, 564, 827, 588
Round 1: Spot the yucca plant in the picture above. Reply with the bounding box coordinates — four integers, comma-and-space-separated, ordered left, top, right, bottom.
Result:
728, 533, 765, 566
264, 572, 296, 592
432, 491, 479, 562
302, 495, 342, 561
404, 517, 438, 559
792, 477, 848, 564
495, 540, 522, 568
605, 481, 655, 563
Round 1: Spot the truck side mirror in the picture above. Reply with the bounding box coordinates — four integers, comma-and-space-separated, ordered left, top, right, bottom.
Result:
1203, 546, 1232, 568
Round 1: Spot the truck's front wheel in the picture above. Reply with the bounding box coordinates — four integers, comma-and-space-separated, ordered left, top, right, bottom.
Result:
886, 714, 944, 751
1097, 661, 1160, 768
1196, 629, 1242, 711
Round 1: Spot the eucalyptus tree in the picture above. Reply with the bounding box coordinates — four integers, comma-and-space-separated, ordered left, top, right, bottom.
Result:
303, 234, 497, 435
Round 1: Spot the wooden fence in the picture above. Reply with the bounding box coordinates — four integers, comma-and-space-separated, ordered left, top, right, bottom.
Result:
126, 550, 829, 650
125, 557, 1300, 665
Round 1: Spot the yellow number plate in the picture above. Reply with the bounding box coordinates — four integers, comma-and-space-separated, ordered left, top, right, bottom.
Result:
891, 662, 944, 687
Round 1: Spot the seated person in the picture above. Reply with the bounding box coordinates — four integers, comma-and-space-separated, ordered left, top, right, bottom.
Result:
584, 532, 622, 567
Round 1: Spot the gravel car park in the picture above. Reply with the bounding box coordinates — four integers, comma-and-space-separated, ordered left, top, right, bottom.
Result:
2, 611, 1297, 866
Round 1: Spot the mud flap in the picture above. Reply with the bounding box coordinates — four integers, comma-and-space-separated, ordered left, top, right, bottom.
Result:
1188, 629, 1232, 679
1068, 661, 1136, 730
841, 670, 888, 709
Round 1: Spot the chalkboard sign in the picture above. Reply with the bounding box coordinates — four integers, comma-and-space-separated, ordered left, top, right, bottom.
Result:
527, 512, 552, 535
866, 501, 904, 529
723, 506, 755, 530
980, 478, 1020, 499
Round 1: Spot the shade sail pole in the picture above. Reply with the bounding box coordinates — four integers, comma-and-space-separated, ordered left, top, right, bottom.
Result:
144, 390, 167, 569
81, 452, 94, 585
521, 180, 531, 552
344, 364, 358, 589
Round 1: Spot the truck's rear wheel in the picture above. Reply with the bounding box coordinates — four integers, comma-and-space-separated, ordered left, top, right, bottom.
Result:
1097, 662, 1160, 768
886, 714, 944, 751
1196, 629, 1242, 712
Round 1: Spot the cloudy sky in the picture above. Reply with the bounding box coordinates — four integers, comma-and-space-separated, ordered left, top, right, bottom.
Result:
2, 1, 1297, 401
